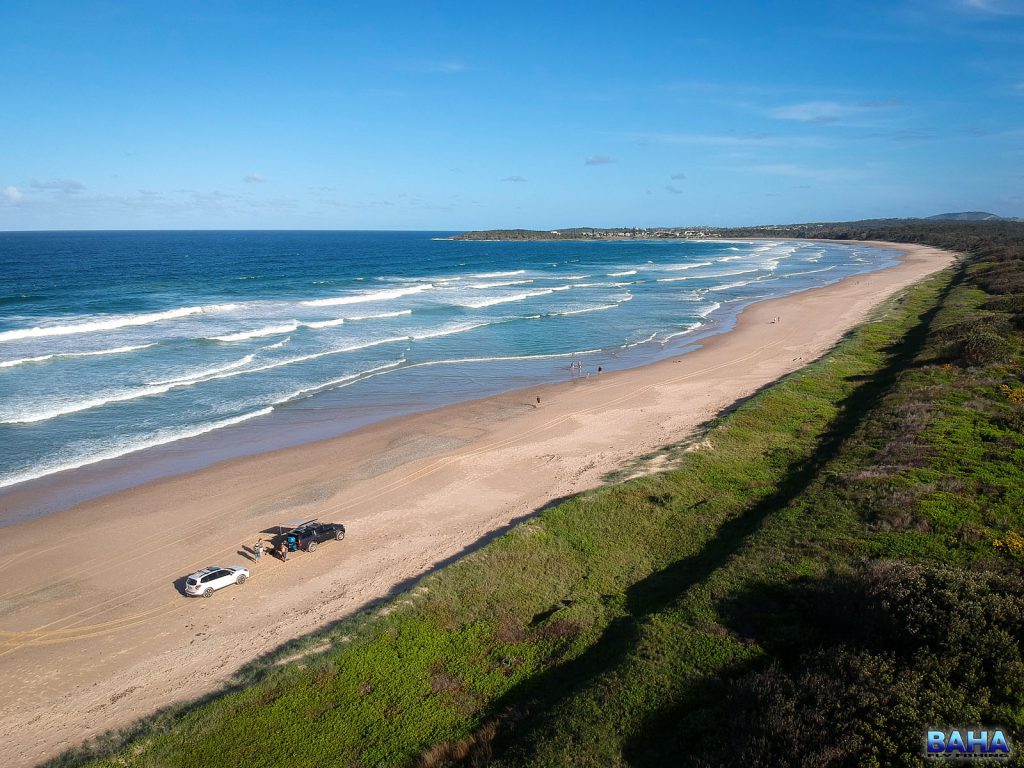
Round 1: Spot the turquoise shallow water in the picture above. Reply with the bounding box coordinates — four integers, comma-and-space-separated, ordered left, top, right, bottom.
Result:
0, 231, 897, 502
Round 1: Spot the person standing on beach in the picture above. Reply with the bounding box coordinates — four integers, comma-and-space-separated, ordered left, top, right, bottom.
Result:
254, 539, 264, 560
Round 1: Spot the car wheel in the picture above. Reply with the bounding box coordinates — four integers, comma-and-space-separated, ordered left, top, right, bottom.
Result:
236, 574, 247, 585
336, 530, 346, 541
203, 587, 214, 598
307, 541, 318, 553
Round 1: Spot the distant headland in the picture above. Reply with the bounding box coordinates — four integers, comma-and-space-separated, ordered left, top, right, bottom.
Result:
451, 213, 1020, 241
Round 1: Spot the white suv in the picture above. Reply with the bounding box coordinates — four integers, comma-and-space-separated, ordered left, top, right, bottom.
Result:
185, 565, 249, 598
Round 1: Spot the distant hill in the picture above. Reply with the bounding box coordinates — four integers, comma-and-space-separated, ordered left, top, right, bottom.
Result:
926, 211, 1012, 221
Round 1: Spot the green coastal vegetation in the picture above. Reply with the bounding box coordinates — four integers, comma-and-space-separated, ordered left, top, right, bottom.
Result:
56, 221, 1024, 767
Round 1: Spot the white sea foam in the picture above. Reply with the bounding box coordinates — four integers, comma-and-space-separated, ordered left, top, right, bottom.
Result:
0, 304, 238, 344
660, 322, 704, 342
657, 267, 760, 283
460, 289, 557, 309
408, 348, 604, 368
663, 261, 713, 272
1, 337, 411, 424
625, 332, 658, 348
0, 407, 274, 490
262, 337, 290, 350
608, 270, 637, 277
0, 343, 155, 369
785, 266, 837, 278
300, 284, 432, 307
471, 270, 526, 278
304, 318, 346, 329
708, 280, 754, 292
466, 280, 534, 289
344, 309, 413, 321
550, 303, 619, 317
718, 268, 761, 278
208, 336, 411, 380
274, 360, 405, 405
211, 322, 299, 342
148, 355, 255, 386
696, 302, 721, 317
410, 323, 488, 340
3, 381, 186, 424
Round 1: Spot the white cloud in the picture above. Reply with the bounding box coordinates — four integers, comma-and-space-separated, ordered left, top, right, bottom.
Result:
501, 175, 528, 182
769, 101, 852, 123
2, 186, 23, 203
585, 154, 614, 165
769, 99, 900, 124
406, 60, 467, 73
631, 132, 823, 148
958, 0, 1024, 14
670, 172, 687, 180
749, 163, 865, 182
432, 61, 466, 73
243, 172, 266, 183
664, 185, 684, 194
30, 178, 86, 194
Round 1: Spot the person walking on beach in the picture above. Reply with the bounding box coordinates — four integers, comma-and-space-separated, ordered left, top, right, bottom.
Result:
278, 542, 288, 562
254, 539, 265, 561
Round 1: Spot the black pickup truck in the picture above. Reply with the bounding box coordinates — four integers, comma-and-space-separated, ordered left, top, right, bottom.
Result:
278, 519, 346, 553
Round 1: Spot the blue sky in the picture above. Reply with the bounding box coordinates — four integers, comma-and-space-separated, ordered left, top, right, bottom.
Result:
1, 0, 1023, 230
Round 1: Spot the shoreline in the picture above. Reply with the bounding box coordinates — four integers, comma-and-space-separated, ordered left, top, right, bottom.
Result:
0, 237, 896, 524
0, 241, 955, 767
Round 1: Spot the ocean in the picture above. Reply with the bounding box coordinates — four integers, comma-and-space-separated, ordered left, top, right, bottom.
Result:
0, 231, 897, 513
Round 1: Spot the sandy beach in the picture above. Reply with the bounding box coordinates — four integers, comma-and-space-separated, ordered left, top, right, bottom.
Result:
0, 241, 954, 766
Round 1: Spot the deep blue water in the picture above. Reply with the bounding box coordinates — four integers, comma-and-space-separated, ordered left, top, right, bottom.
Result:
0, 231, 897, 495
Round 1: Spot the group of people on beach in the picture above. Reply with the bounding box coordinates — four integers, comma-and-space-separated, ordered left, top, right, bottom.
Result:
568, 360, 602, 375
252, 538, 290, 562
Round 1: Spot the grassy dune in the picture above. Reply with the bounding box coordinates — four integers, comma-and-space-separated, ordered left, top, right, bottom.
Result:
58, 222, 1024, 767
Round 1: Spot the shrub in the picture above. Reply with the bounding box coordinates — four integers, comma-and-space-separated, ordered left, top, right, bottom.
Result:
1001, 384, 1024, 406
983, 294, 1024, 329
994, 530, 1024, 562
691, 563, 1024, 767
958, 330, 1013, 366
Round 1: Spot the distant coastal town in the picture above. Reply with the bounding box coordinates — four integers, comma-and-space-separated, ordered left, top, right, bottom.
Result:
450, 222, 880, 242
451, 213, 1018, 242
451, 225, 777, 241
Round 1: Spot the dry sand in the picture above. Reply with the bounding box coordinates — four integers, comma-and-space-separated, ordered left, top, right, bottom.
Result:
0, 242, 954, 765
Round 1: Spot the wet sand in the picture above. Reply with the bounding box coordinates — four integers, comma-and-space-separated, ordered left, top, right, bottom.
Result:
0, 242, 954, 766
